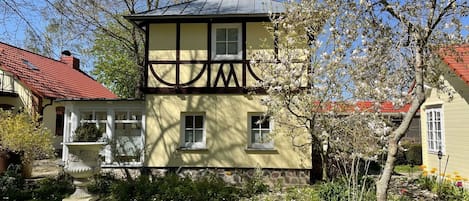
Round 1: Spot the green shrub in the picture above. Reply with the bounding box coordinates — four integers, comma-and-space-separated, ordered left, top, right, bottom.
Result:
240, 169, 269, 197
0, 165, 31, 201
105, 174, 254, 201
31, 174, 74, 201
88, 172, 119, 196
318, 176, 376, 201
404, 144, 422, 165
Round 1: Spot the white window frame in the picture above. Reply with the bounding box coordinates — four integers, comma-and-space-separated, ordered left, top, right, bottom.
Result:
181, 113, 206, 149
78, 110, 108, 141
426, 105, 445, 154
249, 114, 274, 149
211, 23, 242, 60
113, 110, 144, 165
62, 103, 145, 167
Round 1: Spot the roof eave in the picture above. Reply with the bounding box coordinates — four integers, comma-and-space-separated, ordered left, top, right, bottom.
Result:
124, 13, 276, 27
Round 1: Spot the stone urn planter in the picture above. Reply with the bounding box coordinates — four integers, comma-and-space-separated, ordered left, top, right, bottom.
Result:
63, 124, 106, 201
63, 142, 105, 201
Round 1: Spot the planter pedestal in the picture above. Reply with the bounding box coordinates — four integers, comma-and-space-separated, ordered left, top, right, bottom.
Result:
63, 142, 105, 201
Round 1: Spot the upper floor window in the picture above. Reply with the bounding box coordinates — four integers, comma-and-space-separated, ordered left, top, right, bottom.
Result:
249, 114, 273, 149
182, 113, 206, 149
426, 105, 445, 154
212, 23, 242, 60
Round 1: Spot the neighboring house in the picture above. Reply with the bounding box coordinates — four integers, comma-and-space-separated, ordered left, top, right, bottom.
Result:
421, 45, 469, 184
0, 42, 117, 152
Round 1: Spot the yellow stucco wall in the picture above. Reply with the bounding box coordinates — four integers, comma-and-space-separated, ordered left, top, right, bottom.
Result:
421, 69, 469, 181
180, 23, 207, 60
246, 22, 274, 58
149, 24, 176, 60
145, 94, 310, 169
42, 101, 66, 149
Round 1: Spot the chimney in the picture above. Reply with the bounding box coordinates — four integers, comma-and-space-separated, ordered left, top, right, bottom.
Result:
60, 50, 80, 70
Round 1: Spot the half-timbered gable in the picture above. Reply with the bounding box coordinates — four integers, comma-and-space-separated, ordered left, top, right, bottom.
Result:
127, 0, 284, 94
126, 1, 311, 183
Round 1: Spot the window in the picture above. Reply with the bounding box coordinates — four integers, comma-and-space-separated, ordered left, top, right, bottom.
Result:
212, 23, 242, 60
182, 114, 206, 149
79, 110, 107, 140
426, 106, 445, 153
249, 115, 273, 149
55, 107, 65, 136
113, 111, 143, 163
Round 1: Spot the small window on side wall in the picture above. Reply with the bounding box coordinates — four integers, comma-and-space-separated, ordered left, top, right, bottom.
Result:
182, 113, 206, 149
426, 105, 445, 154
212, 23, 242, 60
249, 114, 273, 149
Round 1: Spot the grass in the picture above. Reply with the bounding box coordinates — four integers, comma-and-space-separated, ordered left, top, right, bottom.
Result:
394, 164, 421, 175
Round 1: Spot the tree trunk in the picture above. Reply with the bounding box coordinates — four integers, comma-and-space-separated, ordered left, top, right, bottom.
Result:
310, 133, 325, 183
376, 44, 426, 201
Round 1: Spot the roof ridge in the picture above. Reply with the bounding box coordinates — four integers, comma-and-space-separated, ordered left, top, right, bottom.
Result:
0, 41, 61, 62
136, 0, 197, 15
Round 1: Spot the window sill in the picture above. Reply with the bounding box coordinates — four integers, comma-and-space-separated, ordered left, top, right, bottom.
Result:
428, 151, 446, 155
101, 163, 143, 168
245, 148, 278, 154
177, 147, 209, 152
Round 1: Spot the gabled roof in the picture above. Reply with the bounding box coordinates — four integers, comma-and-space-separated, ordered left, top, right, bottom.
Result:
0, 42, 117, 99
440, 45, 469, 86
126, 0, 285, 24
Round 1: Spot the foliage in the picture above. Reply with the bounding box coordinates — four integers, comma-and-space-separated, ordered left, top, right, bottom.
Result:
240, 167, 269, 197
90, 172, 269, 201
72, 124, 103, 142
31, 173, 74, 201
394, 165, 420, 175
102, 174, 244, 201
88, 172, 120, 196
404, 143, 422, 165
0, 110, 54, 165
253, 0, 468, 199
0, 165, 31, 201
318, 176, 376, 201
90, 20, 143, 98
0, 165, 73, 201
245, 185, 320, 201
417, 170, 469, 200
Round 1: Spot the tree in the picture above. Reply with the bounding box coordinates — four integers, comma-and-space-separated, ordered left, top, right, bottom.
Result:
353, 1, 469, 200
255, 0, 468, 199
252, 0, 391, 183
91, 20, 142, 98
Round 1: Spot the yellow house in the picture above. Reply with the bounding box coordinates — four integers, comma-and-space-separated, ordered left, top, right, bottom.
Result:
421, 45, 469, 186
126, 0, 310, 183
0, 42, 117, 152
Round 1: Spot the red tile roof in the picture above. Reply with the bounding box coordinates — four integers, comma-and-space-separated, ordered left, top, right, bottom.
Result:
313, 101, 411, 114
0, 42, 117, 99
440, 45, 469, 86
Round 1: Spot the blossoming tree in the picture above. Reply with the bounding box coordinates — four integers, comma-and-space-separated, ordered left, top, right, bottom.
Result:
252, 0, 468, 199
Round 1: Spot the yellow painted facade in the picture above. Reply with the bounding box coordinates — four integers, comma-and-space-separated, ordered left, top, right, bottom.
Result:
145, 94, 309, 168
421, 68, 469, 182
144, 21, 311, 169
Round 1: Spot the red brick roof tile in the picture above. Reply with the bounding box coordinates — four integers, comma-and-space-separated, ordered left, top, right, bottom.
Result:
440, 45, 469, 86
0, 42, 117, 99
